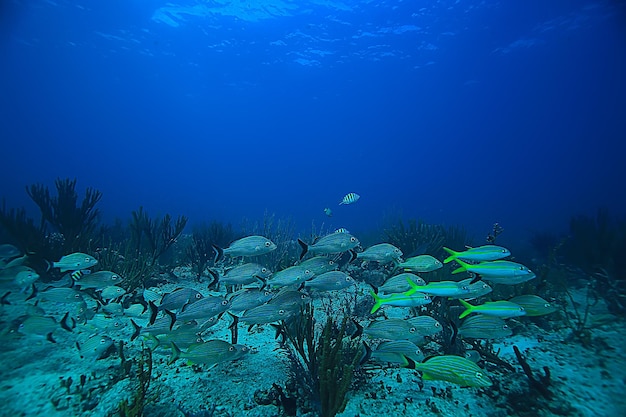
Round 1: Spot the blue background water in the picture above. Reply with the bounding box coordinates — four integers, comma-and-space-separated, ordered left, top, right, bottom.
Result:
1, 0, 625, 243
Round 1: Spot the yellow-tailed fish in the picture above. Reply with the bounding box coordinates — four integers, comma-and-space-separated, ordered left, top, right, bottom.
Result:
452, 259, 534, 281
370, 290, 431, 314
368, 340, 425, 366
405, 279, 470, 298
443, 245, 511, 264
458, 299, 525, 319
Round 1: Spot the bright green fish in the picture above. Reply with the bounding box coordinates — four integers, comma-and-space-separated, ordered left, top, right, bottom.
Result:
458, 299, 525, 319
452, 259, 534, 279
405, 279, 470, 298
393, 255, 442, 273
443, 245, 510, 264
370, 290, 431, 313
509, 295, 558, 317
408, 355, 492, 387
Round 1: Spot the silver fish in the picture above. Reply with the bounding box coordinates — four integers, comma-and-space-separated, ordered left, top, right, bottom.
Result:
240, 303, 299, 325
406, 316, 442, 337
364, 318, 421, 342
228, 288, 274, 313
169, 339, 248, 366
298, 233, 360, 260
159, 288, 204, 311
304, 271, 355, 292
77, 334, 114, 359
394, 255, 443, 273
74, 271, 123, 289
267, 266, 314, 288
53, 252, 98, 272
176, 295, 230, 322
100, 286, 126, 301
213, 235, 277, 263
220, 263, 271, 286
458, 315, 512, 339
378, 273, 426, 294
357, 243, 403, 264
299, 256, 338, 275
39, 287, 85, 304
370, 340, 425, 365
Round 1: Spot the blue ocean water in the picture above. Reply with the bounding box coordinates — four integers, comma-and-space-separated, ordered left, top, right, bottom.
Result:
1, 0, 625, 242
1, 2, 626, 417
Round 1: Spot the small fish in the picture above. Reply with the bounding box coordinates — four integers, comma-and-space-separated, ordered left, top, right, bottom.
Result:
159, 288, 204, 311
169, 339, 248, 366
339, 192, 360, 205
0, 244, 20, 259
220, 263, 271, 286
378, 273, 426, 294
405, 279, 471, 298
145, 325, 204, 350
370, 291, 431, 313
368, 340, 425, 366
14, 269, 40, 289
18, 314, 72, 342
407, 355, 492, 387
334, 228, 350, 234
176, 295, 230, 322
100, 302, 124, 316
73, 271, 123, 289
100, 286, 126, 301
323, 208, 333, 217
458, 315, 512, 339
394, 255, 443, 273
240, 302, 299, 325
406, 316, 442, 336
228, 288, 274, 313
212, 235, 277, 263
53, 252, 98, 272
299, 256, 338, 275
356, 243, 403, 264
304, 271, 355, 292
38, 287, 85, 304
267, 266, 314, 288
76, 334, 114, 360
458, 299, 526, 319
298, 233, 360, 260
268, 289, 311, 308
443, 245, 511, 264
86, 313, 126, 332
452, 260, 534, 281
363, 318, 421, 342
509, 295, 558, 317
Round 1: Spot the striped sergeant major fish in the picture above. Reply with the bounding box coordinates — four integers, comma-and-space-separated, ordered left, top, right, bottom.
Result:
339, 192, 360, 205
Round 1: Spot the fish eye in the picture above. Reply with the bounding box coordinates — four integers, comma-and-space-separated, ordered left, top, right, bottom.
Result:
195, 294, 202, 299
409, 327, 416, 333
261, 268, 267, 273
434, 323, 441, 327
264, 241, 271, 247
475, 372, 482, 378
221, 300, 229, 305
100, 338, 107, 344
503, 325, 509, 329
501, 249, 506, 253
279, 309, 285, 315
264, 291, 271, 296
305, 269, 311, 274
544, 303, 551, 308
112, 275, 119, 280
329, 261, 335, 265
84, 257, 90, 262
350, 237, 356, 242
229, 346, 235, 351
196, 337, 202, 343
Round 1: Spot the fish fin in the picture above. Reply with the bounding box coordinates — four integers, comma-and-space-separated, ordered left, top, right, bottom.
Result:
458, 299, 474, 319
212, 244, 224, 264
451, 258, 470, 274
0, 291, 11, 305
351, 318, 363, 339
165, 309, 177, 330
25, 284, 37, 301
369, 290, 383, 314
469, 273, 482, 285
130, 319, 141, 342
442, 247, 457, 264
359, 341, 372, 366
402, 355, 417, 369
297, 239, 308, 260
60, 312, 72, 332
421, 372, 434, 380
47, 332, 56, 343
146, 334, 159, 350
404, 277, 420, 296
148, 301, 158, 325
168, 342, 181, 365
207, 269, 219, 290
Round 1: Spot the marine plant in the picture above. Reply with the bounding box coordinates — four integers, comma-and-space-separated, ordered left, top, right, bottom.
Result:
130, 206, 188, 267
184, 221, 236, 279
94, 239, 155, 292
278, 305, 362, 417
383, 218, 469, 260
118, 344, 155, 417
513, 345, 552, 399
26, 177, 102, 254
0, 202, 50, 256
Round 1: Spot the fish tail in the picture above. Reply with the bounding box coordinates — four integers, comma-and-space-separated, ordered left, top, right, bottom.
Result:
148, 301, 158, 325
359, 341, 372, 366
348, 249, 358, 263
370, 290, 383, 314
458, 299, 474, 319
212, 244, 224, 264
0, 291, 11, 305
168, 342, 181, 365
130, 319, 141, 342
451, 258, 470, 274
146, 334, 159, 351
207, 269, 219, 290
351, 318, 363, 339
297, 239, 309, 260
60, 312, 73, 332
442, 247, 458, 264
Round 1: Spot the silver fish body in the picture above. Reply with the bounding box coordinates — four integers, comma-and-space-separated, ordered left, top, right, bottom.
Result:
77, 334, 114, 359
221, 263, 271, 286
299, 256, 338, 275
364, 318, 421, 342
298, 233, 360, 259
458, 315, 512, 339
378, 273, 425, 294
53, 252, 98, 272
304, 271, 355, 292
176, 295, 231, 321
159, 288, 204, 311
169, 339, 248, 366
215, 235, 277, 262
267, 266, 314, 288
228, 288, 274, 313
74, 271, 123, 289
357, 243, 403, 264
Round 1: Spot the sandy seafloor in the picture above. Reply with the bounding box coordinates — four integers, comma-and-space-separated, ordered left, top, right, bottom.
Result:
1, 266, 625, 417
